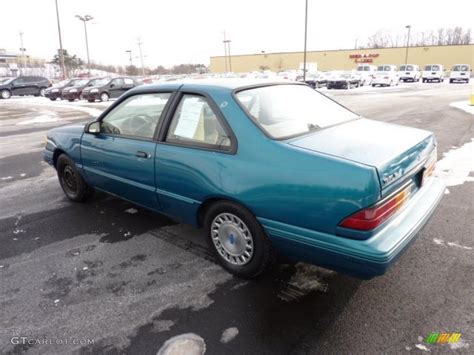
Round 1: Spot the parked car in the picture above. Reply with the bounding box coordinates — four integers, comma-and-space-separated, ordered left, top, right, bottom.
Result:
0, 76, 51, 99
61, 77, 105, 102
43, 80, 445, 279
81, 77, 140, 102
399, 64, 421, 82
372, 65, 400, 87
327, 71, 361, 89
44, 78, 82, 101
355, 64, 377, 86
422, 64, 445, 83
304, 72, 328, 89
449, 64, 471, 83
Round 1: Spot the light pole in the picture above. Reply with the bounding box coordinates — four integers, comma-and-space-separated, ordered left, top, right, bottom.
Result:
125, 50, 132, 64
303, 0, 308, 82
76, 14, 93, 72
19, 31, 26, 75
404, 25, 411, 65
55, 0, 66, 78
224, 39, 232, 72
222, 31, 228, 73
137, 38, 145, 75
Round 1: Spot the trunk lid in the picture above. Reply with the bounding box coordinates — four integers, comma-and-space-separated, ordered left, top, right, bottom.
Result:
288, 118, 435, 193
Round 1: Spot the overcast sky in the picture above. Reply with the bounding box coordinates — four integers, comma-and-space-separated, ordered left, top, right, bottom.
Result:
2, 0, 472, 68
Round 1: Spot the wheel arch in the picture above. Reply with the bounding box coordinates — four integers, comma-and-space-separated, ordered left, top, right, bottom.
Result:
52, 148, 67, 168
197, 196, 257, 228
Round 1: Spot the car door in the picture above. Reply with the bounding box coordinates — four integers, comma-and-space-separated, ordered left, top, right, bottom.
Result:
155, 92, 235, 224
10, 77, 28, 95
109, 78, 124, 98
81, 92, 174, 210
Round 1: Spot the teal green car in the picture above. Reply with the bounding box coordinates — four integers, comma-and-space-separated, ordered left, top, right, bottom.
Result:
44, 81, 445, 279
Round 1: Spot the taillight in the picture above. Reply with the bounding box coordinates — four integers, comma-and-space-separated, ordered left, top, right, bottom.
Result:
339, 184, 413, 231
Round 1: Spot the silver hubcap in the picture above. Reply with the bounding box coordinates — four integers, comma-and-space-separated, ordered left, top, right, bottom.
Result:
101, 93, 108, 101
1, 90, 10, 99
40, 89, 45, 96
211, 213, 254, 265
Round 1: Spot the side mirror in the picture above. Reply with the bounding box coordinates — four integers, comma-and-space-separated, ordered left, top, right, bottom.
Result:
86, 121, 100, 135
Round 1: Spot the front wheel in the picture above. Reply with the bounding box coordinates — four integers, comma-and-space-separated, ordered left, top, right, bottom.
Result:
205, 201, 272, 278
56, 154, 94, 202
1, 89, 11, 99
100, 92, 109, 102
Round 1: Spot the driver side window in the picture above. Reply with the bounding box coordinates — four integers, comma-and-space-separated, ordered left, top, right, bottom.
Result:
101, 93, 171, 139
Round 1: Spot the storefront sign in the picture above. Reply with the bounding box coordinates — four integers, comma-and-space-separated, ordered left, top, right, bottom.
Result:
349, 53, 379, 63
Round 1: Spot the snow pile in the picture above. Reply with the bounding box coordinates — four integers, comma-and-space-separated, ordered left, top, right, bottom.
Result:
434, 139, 474, 187
449, 101, 474, 115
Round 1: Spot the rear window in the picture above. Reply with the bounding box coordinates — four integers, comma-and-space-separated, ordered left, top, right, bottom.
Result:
453, 65, 469, 71
399, 65, 406, 71
432, 65, 440, 71
235, 84, 358, 139
406, 65, 414, 71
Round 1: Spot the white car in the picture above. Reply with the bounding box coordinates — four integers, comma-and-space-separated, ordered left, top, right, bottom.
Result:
355, 64, 377, 86
372, 65, 400, 87
422, 64, 445, 83
399, 64, 421, 82
449, 64, 471, 83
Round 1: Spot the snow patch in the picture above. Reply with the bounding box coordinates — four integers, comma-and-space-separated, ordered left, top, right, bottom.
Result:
1, 176, 13, 181
449, 101, 474, 114
434, 139, 474, 187
415, 343, 430, 351
125, 208, 138, 214
17, 114, 59, 125
433, 238, 472, 250
220, 327, 239, 344
157, 333, 206, 355
449, 338, 469, 350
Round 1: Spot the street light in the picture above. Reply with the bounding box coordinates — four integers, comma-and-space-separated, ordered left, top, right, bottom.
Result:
404, 25, 411, 65
125, 49, 132, 66
223, 39, 232, 72
303, 0, 308, 82
54, 0, 66, 78
136, 38, 145, 75
75, 14, 93, 72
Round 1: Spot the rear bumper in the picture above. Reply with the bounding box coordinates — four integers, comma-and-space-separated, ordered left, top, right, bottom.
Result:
259, 177, 445, 279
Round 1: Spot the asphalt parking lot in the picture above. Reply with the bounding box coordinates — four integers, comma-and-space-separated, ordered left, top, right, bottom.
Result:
0, 82, 473, 354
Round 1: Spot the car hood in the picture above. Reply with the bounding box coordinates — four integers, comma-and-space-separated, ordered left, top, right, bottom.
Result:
49, 123, 86, 136
288, 118, 435, 190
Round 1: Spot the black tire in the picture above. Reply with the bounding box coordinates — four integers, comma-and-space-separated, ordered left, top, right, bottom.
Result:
204, 201, 272, 278
100, 92, 109, 102
56, 154, 94, 202
68, 99, 75, 102
87, 99, 95, 103
49, 97, 57, 101
1, 89, 12, 99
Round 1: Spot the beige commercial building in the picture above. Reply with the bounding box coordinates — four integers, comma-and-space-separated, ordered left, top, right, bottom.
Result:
209, 44, 474, 73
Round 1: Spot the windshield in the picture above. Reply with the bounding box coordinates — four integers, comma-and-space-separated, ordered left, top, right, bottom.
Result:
453, 65, 469, 71
89, 78, 110, 86
71, 79, 89, 86
1, 78, 15, 84
377, 66, 392, 71
235, 84, 358, 139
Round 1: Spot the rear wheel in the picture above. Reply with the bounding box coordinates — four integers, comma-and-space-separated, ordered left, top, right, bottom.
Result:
68, 98, 75, 102
205, 201, 272, 278
56, 154, 94, 202
49, 97, 57, 101
39, 88, 46, 97
100, 92, 109, 102
1, 89, 11, 99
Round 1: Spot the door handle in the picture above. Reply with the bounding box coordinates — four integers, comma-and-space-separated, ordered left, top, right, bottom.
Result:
136, 151, 150, 158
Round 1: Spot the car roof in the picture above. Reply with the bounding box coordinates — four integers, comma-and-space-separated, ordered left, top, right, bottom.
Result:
129, 79, 299, 94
